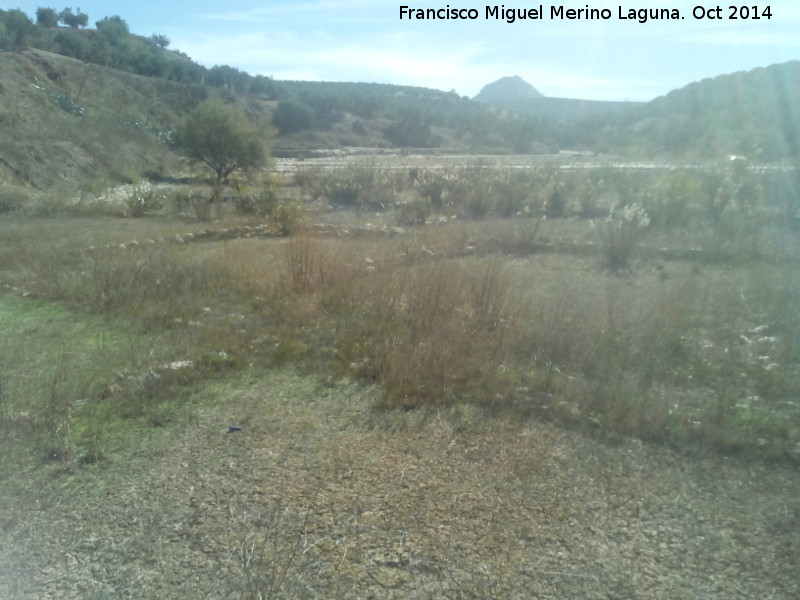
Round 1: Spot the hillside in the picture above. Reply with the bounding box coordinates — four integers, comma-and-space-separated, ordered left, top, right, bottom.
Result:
471, 64, 800, 162
0, 49, 525, 190
544, 61, 800, 160
0, 47, 551, 191
0, 48, 193, 188
0, 7, 567, 191
483, 95, 642, 122
267, 79, 538, 154
630, 61, 800, 160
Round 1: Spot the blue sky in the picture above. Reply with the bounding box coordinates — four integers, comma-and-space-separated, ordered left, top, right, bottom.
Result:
7, 1, 800, 100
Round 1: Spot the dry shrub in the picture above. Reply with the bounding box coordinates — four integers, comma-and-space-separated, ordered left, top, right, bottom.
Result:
341, 259, 520, 408
283, 236, 363, 300
269, 238, 528, 411
591, 202, 651, 270
286, 235, 322, 293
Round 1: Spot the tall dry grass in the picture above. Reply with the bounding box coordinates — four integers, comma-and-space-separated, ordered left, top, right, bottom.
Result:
4, 159, 799, 463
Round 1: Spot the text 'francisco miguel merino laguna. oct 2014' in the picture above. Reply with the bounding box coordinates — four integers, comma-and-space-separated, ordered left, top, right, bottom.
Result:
399, 5, 774, 24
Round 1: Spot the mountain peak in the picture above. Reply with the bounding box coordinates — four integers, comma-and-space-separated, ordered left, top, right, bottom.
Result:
473, 75, 545, 103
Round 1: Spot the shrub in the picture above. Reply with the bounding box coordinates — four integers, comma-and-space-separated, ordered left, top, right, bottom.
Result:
703, 162, 766, 260
0, 185, 27, 213
295, 163, 400, 210
572, 175, 604, 218
192, 198, 215, 221
272, 200, 307, 235
413, 169, 449, 211
292, 167, 328, 200
123, 185, 164, 217
591, 202, 651, 270
490, 169, 538, 218
643, 170, 699, 230
511, 207, 547, 252
232, 178, 279, 217
52, 93, 84, 116
396, 192, 431, 226
330, 259, 518, 408
461, 178, 494, 220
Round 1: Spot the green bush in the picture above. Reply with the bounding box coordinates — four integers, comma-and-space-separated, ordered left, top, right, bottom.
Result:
295, 163, 399, 210
271, 199, 307, 235
643, 170, 699, 230
272, 99, 315, 135
490, 169, 538, 218
52, 93, 84, 116
232, 178, 279, 216
703, 162, 766, 260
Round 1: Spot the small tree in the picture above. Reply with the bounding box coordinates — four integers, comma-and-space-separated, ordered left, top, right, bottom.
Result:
95, 15, 129, 41
36, 7, 60, 28
0, 9, 34, 48
149, 33, 169, 48
176, 97, 272, 182
59, 7, 88, 28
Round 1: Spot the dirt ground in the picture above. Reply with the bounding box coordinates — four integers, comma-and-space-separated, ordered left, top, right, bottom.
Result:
1, 369, 797, 599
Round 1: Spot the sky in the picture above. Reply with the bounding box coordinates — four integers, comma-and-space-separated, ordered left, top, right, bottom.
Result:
7, 1, 800, 101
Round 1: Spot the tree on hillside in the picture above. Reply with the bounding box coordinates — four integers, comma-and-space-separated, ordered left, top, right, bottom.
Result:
0, 9, 34, 49
175, 97, 272, 182
149, 33, 170, 48
36, 7, 60, 28
59, 7, 88, 28
94, 15, 130, 64
207, 65, 250, 95
272, 99, 315, 134
95, 15, 129, 41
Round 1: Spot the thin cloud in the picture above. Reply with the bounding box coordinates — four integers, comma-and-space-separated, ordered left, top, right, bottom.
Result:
679, 30, 800, 47
171, 27, 698, 100
200, 0, 383, 22
164, 0, 798, 102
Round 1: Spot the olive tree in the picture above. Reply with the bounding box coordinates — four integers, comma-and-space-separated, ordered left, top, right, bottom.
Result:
36, 7, 60, 28
176, 97, 272, 182
149, 33, 169, 48
59, 7, 88, 28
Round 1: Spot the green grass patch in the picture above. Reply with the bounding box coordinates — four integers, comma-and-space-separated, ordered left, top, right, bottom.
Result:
0, 292, 207, 467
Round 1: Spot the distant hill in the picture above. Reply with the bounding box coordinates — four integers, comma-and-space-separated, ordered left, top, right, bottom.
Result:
560, 60, 800, 160
480, 62, 800, 161
473, 75, 544, 103
474, 75, 643, 122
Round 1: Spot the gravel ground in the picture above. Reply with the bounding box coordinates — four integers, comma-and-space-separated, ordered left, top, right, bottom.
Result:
1, 370, 798, 599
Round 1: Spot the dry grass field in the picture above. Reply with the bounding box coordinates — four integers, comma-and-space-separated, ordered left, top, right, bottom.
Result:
1, 155, 799, 598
